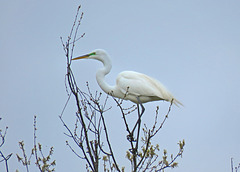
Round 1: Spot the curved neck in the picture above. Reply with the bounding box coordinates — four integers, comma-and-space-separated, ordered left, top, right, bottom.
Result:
95, 57, 115, 94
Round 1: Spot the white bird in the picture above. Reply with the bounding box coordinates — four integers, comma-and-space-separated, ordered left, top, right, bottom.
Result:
72, 49, 182, 107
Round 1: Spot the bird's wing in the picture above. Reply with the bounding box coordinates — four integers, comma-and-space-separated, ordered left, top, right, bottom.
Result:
116, 71, 173, 101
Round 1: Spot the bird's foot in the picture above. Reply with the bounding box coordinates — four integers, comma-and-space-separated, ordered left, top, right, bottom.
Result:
127, 132, 136, 142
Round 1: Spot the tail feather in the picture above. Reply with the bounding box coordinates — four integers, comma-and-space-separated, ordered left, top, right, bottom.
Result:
172, 98, 183, 107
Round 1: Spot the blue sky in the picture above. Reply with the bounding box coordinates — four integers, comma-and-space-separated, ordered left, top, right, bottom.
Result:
1, 0, 240, 171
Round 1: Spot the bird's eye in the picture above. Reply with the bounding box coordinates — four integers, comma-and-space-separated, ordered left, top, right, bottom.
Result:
89, 52, 96, 56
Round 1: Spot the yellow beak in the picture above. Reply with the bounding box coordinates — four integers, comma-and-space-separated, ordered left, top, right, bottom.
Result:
72, 54, 90, 60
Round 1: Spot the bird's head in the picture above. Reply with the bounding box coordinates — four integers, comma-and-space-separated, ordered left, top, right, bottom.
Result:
72, 49, 108, 62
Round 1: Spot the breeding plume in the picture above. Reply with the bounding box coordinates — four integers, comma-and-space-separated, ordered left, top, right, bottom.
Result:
72, 49, 182, 106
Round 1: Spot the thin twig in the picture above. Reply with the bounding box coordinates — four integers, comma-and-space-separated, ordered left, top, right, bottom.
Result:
152, 100, 173, 137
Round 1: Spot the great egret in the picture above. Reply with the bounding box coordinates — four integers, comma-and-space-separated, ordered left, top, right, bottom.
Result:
72, 49, 182, 107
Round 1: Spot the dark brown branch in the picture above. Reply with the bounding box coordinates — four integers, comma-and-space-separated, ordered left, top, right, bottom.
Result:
59, 116, 94, 171
96, 103, 121, 171
152, 100, 173, 137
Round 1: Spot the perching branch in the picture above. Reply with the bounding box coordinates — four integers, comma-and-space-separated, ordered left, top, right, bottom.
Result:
60, 4, 184, 172
114, 97, 184, 172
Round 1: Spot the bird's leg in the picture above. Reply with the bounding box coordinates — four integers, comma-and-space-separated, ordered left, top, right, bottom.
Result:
135, 103, 141, 154
138, 99, 145, 116
127, 105, 139, 142
131, 97, 145, 136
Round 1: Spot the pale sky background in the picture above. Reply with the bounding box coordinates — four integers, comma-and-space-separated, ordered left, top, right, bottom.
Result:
1, 0, 240, 171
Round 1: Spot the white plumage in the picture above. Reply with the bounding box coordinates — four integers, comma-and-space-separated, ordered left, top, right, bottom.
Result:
72, 49, 182, 106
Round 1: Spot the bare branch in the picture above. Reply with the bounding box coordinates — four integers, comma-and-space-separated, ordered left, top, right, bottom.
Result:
0, 118, 12, 172
60, 4, 184, 172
